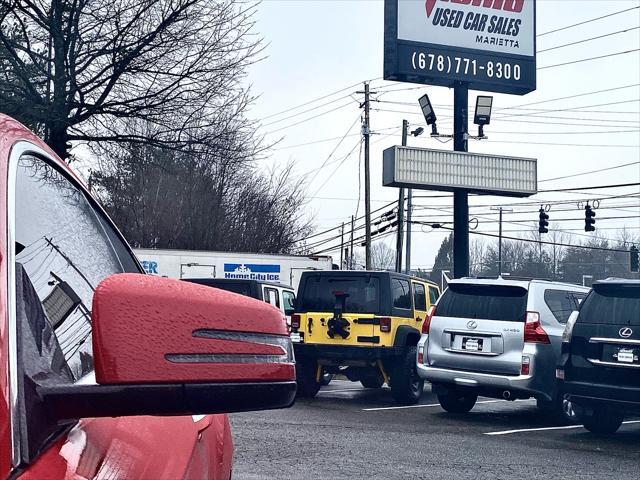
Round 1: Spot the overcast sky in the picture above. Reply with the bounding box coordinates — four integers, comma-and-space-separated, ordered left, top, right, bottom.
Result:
247, 0, 640, 270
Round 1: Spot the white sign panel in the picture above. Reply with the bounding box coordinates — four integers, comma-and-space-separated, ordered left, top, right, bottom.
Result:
383, 146, 537, 197
384, 0, 536, 95
398, 0, 534, 57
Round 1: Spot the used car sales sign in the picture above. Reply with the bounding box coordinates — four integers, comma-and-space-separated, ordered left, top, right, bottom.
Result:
384, 0, 536, 95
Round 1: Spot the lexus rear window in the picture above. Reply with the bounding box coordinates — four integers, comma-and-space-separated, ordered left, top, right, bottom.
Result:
297, 276, 380, 313
436, 284, 528, 322
579, 285, 640, 326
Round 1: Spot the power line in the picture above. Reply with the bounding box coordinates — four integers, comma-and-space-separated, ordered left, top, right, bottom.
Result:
425, 223, 630, 253
265, 101, 354, 135
539, 161, 640, 183
262, 95, 353, 127
260, 80, 362, 121
538, 26, 640, 53
538, 6, 640, 37
539, 182, 640, 193
539, 49, 640, 70
498, 84, 640, 110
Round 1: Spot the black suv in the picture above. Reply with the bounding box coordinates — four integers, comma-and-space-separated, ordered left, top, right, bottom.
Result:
558, 279, 640, 434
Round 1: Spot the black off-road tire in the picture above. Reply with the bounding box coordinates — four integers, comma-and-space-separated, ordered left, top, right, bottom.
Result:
296, 358, 321, 398
437, 390, 477, 414
390, 346, 424, 405
361, 374, 385, 389
582, 407, 624, 434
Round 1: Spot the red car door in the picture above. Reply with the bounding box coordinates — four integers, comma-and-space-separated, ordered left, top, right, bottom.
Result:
0, 114, 233, 479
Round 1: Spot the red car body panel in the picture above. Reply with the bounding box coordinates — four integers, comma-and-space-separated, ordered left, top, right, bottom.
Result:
0, 114, 234, 479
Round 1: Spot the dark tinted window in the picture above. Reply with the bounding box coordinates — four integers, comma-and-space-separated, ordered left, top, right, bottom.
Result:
579, 285, 640, 325
392, 279, 412, 310
413, 283, 427, 311
186, 280, 253, 297
437, 283, 528, 322
428, 286, 440, 306
298, 275, 380, 313
544, 289, 581, 324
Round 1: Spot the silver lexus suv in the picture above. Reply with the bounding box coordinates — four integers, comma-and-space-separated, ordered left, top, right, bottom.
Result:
417, 277, 589, 417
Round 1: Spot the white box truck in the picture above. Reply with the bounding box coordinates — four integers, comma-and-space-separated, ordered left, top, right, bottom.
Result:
134, 248, 334, 289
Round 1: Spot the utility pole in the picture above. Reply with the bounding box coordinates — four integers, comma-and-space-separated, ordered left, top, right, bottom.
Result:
405, 188, 413, 275
491, 206, 512, 276
357, 81, 373, 270
395, 120, 408, 273
340, 222, 345, 269
453, 82, 469, 278
350, 215, 355, 269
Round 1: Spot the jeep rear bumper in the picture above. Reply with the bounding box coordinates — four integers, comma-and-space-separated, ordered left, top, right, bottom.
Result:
293, 343, 406, 361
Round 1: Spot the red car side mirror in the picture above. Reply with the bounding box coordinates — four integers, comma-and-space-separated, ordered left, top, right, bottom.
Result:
39, 274, 296, 420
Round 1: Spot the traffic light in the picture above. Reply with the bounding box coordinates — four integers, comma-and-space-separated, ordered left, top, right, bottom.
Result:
631, 246, 639, 273
584, 204, 596, 232
538, 207, 549, 234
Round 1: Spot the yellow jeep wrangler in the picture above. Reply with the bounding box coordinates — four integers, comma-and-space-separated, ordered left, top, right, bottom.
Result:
291, 270, 440, 404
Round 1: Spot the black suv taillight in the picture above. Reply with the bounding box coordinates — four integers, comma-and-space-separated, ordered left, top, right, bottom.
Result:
291, 314, 301, 330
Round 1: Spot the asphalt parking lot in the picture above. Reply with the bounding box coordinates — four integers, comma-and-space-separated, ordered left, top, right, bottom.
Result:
231, 379, 640, 479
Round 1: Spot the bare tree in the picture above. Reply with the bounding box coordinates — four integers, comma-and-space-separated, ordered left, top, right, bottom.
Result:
0, 0, 262, 159
371, 241, 396, 271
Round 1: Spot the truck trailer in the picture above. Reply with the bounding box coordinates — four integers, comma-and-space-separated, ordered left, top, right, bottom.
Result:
134, 248, 334, 290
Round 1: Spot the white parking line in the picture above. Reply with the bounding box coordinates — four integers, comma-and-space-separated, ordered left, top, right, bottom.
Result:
317, 388, 369, 394
484, 420, 640, 436
363, 399, 505, 412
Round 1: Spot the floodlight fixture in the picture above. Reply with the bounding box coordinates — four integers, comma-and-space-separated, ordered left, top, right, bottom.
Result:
474, 95, 493, 138
418, 94, 438, 136
411, 127, 424, 137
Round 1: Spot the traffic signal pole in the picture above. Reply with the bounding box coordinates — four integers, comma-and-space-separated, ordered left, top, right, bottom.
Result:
453, 83, 469, 278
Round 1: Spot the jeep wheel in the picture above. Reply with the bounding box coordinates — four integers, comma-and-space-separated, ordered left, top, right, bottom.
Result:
437, 390, 477, 414
296, 358, 321, 398
582, 407, 624, 434
390, 346, 424, 405
361, 374, 384, 389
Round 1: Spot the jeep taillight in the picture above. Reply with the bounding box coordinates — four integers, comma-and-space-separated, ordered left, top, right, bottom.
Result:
524, 311, 549, 344
379, 317, 391, 333
422, 305, 436, 334
291, 314, 301, 330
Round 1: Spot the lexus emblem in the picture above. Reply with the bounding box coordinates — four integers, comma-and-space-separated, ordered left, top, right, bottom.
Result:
619, 327, 633, 338
467, 321, 478, 330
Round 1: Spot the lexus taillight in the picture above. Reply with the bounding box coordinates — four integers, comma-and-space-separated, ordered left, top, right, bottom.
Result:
524, 311, 549, 344
379, 317, 391, 333
422, 305, 436, 334
291, 314, 301, 330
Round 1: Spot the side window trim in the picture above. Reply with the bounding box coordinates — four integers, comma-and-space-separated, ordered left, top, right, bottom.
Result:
5, 142, 55, 467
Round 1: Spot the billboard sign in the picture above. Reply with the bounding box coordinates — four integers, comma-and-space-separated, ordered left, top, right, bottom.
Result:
384, 0, 536, 95
223, 263, 281, 282
383, 145, 537, 197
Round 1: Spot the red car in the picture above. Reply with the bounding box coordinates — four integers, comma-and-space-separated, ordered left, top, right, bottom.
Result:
0, 114, 296, 479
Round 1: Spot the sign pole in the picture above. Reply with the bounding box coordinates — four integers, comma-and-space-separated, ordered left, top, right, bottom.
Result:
453, 82, 469, 279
